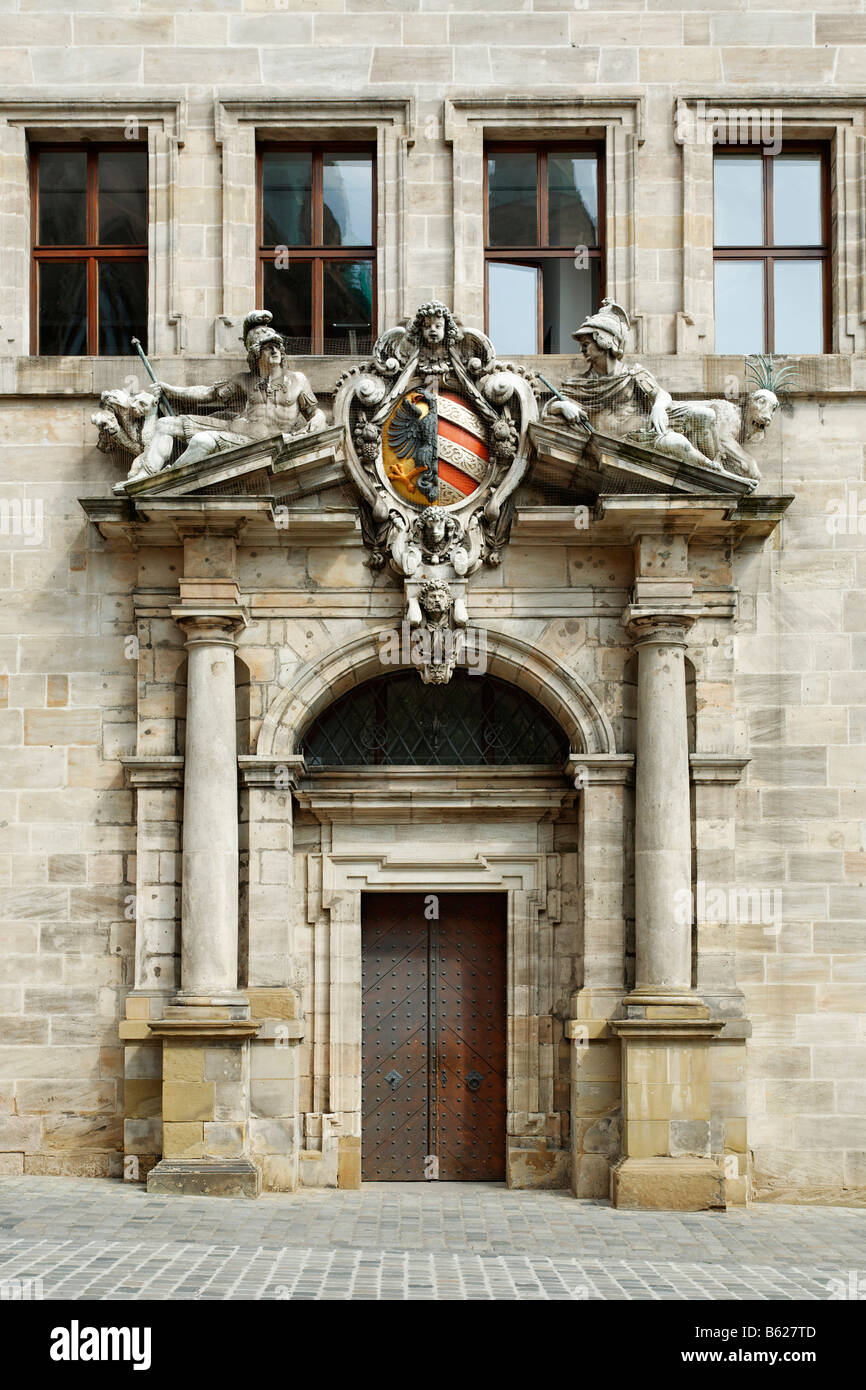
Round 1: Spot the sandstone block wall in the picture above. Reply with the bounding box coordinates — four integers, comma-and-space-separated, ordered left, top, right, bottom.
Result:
0, 0, 864, 1196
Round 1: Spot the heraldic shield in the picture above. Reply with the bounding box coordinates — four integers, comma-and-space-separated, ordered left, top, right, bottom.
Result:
333, 300, 540, 681
381, 387, 490, 508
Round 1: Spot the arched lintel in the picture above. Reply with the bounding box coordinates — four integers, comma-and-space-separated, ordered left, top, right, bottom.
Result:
257, 627, 616, 758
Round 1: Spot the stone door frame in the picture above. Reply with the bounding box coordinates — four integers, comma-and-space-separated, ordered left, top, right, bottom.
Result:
303, 830, 561, 1186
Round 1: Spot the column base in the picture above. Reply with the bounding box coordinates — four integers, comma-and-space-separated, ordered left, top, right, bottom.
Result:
611, 1157, 726, 1211
146, 1158, 261, 1199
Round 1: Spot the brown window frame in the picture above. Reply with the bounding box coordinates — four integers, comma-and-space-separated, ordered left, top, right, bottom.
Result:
713, 143, 831, 354
30, 142, 149, 356
484, 142, 605, 353
256, 142, 377, 355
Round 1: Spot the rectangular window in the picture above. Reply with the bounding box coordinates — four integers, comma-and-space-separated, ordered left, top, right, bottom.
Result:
485, 145, 603, 354
31, 145, 148, 355
258, 145, 375, 355
713, 147, 829, 354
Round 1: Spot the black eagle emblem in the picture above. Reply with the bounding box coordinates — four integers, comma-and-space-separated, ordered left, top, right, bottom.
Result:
386, 389, 439, 501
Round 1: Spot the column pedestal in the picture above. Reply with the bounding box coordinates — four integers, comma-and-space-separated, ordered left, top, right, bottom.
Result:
609, 1015, 724, 1211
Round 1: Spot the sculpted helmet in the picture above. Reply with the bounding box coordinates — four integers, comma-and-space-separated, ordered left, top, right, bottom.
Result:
573, 298, 631, 359
242, 309, 285, 370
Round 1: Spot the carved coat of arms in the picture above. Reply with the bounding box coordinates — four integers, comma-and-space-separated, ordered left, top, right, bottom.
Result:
335, 300, 538, 682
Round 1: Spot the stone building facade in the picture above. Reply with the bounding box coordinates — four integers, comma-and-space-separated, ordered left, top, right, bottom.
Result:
0, 4, 865, 1207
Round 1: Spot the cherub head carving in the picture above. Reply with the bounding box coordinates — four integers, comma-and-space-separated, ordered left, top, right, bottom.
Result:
408, 302, 462, 360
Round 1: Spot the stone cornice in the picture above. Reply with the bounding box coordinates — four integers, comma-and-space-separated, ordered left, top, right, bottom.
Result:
689, 755, 750, 784
122, 755, 184, 789
296, 766, 576, 823
214, 94, 415, 145
238, 755, 305, 789
566, 753, 635, 785
444, 93, 645, 143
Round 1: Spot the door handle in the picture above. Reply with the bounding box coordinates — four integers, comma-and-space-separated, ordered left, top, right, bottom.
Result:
441, 1070, 447, 1088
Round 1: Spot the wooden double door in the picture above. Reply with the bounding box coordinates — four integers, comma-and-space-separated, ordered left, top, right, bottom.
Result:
361, 892, 507, 1181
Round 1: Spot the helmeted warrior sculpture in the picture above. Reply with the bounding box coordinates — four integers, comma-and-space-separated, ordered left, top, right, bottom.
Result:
93, 310, 327, 491
542, 298, 779, 484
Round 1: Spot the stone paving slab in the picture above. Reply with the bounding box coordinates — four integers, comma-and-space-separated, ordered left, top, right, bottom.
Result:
0, 1177, 864, 1301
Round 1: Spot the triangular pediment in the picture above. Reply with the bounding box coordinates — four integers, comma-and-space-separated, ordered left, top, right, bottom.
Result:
529, 419, 756, 500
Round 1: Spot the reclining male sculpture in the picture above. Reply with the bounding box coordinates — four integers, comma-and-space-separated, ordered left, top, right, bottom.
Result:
542, 299, 778, 484
92, 310, 327, 491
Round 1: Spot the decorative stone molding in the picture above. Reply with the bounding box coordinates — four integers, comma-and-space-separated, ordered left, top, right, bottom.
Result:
674, 94, 866, 352
214, 97, 414, 347
0, 97, 186, 356
444, 96, 645, 342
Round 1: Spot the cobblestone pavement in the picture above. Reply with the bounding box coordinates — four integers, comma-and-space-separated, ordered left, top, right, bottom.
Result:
0, 1177, 864, 1300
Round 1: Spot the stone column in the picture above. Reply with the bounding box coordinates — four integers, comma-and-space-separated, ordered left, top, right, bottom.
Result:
629, 611, 695, 999
147, 600, 261, 1199
610, 602, 724, 1212
174, 609, 246, 1011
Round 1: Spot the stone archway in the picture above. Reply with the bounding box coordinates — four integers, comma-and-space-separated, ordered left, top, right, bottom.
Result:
257, 626, 617, 758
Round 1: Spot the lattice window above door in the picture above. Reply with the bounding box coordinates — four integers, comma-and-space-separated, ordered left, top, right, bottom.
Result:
301, 671, 568, 766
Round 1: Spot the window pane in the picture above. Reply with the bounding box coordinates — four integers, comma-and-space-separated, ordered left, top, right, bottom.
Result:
774, 260, 823, 353
541, 258, 599, 353
714, 156, 764, 247
323, 260, 373, 355
547, 154, 598, 248
37, 151, 87, 246
773, 155, 822, 246
262, 260, 313, 354
261, 152, 312, 247
98, 151, 147, 246
714, 260, 764, 353
38, 261, 87, 354
322, 155, 373, 247
488, 262, 539, 354
98, 260, 147, 355
487, 153, 538, 247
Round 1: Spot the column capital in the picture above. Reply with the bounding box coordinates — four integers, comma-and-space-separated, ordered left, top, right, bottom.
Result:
621, 604, 698, 646
171, 603, 248, 646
